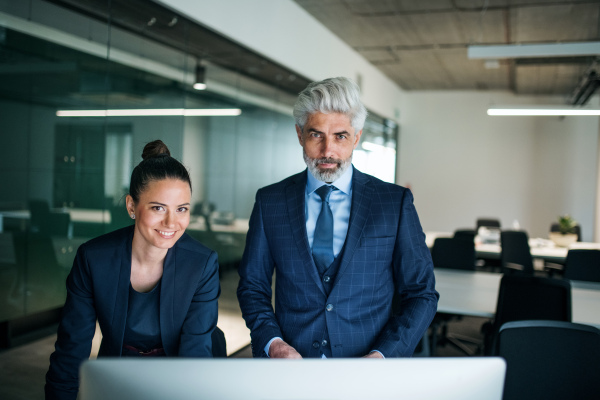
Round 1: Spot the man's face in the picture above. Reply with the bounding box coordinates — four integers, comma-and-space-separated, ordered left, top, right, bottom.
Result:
296, 112, 362, 183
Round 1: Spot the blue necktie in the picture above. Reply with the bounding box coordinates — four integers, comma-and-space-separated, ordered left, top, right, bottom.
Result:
313, 185, 336, 273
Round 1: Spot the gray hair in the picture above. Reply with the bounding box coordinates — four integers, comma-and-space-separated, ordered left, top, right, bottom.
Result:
293, 77, 368, 132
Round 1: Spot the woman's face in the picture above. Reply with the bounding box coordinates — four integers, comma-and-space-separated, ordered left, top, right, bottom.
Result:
126, 178, 191, 252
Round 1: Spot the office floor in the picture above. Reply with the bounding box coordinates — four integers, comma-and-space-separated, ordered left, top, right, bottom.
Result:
0, 269, 487, 400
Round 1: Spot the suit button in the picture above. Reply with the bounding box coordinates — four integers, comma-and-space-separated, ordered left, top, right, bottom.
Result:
321, 339, 328, 347
312, 341, 320, 349
323, 276, 331, 283
326, 304, 334, 312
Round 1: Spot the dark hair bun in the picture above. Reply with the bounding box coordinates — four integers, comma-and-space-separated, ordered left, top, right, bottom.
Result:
142, 140, 171, 160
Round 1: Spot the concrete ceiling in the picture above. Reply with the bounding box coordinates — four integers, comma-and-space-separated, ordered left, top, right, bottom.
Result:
293, 0, 600, 100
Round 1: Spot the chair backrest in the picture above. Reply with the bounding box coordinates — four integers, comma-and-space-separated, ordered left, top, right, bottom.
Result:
550, 222, 582, 241
563, 249, 600, 282
431, 237, 476, 270
495, 320, 600, 400
453, 229, 476, 242
493, 275, 572, 334
500, 230, 533, 274
211, 326, 227, 358
476, 218, 501, 230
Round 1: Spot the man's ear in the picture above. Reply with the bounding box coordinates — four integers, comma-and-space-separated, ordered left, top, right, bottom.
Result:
295, 125, 304, 146
353, 129, 363, 149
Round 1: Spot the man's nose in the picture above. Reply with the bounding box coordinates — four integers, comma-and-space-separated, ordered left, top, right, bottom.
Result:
321, 136, 335, 157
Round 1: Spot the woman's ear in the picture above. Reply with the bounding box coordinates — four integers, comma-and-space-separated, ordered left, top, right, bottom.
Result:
125, 195, 135, 216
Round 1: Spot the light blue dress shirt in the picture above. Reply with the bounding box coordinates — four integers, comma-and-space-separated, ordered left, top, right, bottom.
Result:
305, 166, 353, 258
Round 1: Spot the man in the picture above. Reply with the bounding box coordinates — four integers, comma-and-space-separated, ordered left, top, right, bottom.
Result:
237, 77, 438, 358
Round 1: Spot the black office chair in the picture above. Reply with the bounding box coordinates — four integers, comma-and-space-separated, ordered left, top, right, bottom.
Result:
28, 199, 71, 237
500, 230, 534, 274
476, 218, 501, 231
453, 229, 476, 243
563, 249, 600, 282
431, 237, 476, 270
211, 326, 227, 358
430, 237, 480, 355
550, 222, 582, 242
482, 274, 571, 355
494, 320, 600, 400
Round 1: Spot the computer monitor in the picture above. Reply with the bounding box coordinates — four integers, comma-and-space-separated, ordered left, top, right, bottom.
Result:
80, 358, 506, 400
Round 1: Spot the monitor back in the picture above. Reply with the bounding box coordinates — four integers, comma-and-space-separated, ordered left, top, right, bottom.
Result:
80, 357, 506, 400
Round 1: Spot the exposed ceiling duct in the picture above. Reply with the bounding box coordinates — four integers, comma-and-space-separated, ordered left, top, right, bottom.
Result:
571, 67, 600, 105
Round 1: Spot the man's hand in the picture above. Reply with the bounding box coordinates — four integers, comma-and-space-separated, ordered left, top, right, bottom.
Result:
362, 351, 384, 358
268, 339, 303, 358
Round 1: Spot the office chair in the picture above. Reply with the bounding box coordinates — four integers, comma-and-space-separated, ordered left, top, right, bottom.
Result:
28, 199, 71, 237
430, 237, 480, 355
453, 229, 476, 243
211, 326, 227, 358
431, 237, 476, 271
550, 222, 581, 241
476, 218, 501, 231
562, 249, 600, 283
494, 320, 600, 400
482, 274, 571, 355
500, 230, 534, 274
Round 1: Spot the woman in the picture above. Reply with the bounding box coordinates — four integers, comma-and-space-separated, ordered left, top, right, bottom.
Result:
45, 140, 220, 400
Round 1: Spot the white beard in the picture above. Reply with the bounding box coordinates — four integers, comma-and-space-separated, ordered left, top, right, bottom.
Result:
303, 150, 352, 183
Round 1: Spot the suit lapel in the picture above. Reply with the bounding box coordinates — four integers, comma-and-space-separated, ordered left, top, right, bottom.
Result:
286, 170, 326, 295
112, 231, 132, 352
160, 247, 176, 355
335, 167, 373, 285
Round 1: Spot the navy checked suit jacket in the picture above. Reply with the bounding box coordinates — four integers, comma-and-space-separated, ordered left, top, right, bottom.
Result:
45, 226, 220, 400
237, 167, 439, 358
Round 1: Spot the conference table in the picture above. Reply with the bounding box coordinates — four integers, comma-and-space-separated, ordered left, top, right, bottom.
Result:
434, 268, 600, 328
426, 231, 600, 264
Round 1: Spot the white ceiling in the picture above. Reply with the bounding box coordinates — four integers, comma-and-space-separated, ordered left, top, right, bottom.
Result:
294, 0, 600, 101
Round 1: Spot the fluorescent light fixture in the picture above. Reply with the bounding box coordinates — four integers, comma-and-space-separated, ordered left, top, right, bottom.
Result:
193, 82, 207, 90
468, 42, 600, 59
56, 109, 242, 117
487, 107, 600, 116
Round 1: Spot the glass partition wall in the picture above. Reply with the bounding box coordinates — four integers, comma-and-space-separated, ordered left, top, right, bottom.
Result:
0, 0, 397, 344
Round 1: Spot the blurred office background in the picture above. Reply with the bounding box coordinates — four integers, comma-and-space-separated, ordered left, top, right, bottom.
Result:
0, 0, 400, 350
0, 1, 599, 397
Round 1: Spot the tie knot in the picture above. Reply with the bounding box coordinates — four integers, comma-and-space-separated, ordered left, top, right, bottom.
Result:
315, 185, 336, 202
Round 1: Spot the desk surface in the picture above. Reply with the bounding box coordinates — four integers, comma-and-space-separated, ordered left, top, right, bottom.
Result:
434, 268, 600, 328
426, 231, 600, 263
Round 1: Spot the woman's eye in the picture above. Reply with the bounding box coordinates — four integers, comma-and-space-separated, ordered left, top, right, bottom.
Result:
153, 206, 165, 211
177, 207, 189, 213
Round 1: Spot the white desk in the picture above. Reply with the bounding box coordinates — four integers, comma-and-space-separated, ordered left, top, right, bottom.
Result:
426, 231, 600, 264
434, 268, 600, 328
0, 209, 111, 233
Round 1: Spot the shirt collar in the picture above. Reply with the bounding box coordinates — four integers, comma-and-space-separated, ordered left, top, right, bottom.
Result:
306, 164, 353, 196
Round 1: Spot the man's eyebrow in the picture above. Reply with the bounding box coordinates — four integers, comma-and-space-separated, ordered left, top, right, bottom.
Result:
307, 128, 350, 135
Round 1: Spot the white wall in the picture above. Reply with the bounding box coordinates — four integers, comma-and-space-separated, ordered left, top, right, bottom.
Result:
182, 116, 209, 207
399, 91, 599, 241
